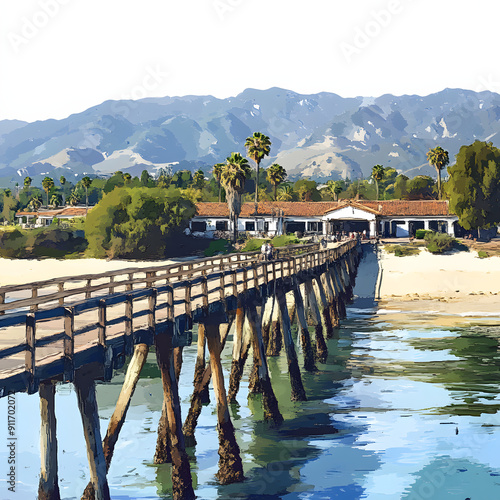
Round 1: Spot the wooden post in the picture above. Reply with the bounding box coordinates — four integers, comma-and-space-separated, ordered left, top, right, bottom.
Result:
228, 303, 252, 402
82, 344, 150, 500
0, 291, 5, 315
38, 381, 61, 500
292, 280, 317, 372
183, 321, 232, 447
98, 299, 106, 347
275, 285, 307, 401
85, 279, 92, 299
58, 283, 64, 306
154, 332, 195, 499
245, 300, 283, 426
304, 280, 328, 363
266, 296, 282, 357
148, 289, 157, 331
63, 307, 75, 382
74, 371, 111, 500
124, 295, 133, 356
204, 322, 244, 484
31, 287, 39, 312
26, 313, 36, 391
261, 295, 274, 350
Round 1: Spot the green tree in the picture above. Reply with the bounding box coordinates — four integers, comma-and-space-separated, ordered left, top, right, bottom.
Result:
393, 174, 409, 199
326, 180, 343, 201
24, 176, 32, 189
220, 152, 251, 242
140, 170, 151, 187
193, 169, 205, 190
68, 191, 80, 206
371, 164, 385, 200
42, 177, 54, 207
407, 175, 435, 200
245, 132, 271, 205
213, 163, 224, 202
446, 140, 500, 238
81, 176, 92, 208
50, 193, 62, 207
171, 170, 193, 189
266, 163, 287, 200
85, 186, 195, 259
60, 176, 66, 186
427, 146, 450, 199
123, 173, 132, 185
277, 185, 293, 201
1, 189, 18, 222
28, 195, 43, 211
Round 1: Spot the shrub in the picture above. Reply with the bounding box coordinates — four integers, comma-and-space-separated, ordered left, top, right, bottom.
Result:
415, 229, 434, 239
85, 186, 195, 259
424, 232, 455, 254
384, 244, 420, 256
478, 250, 489, 259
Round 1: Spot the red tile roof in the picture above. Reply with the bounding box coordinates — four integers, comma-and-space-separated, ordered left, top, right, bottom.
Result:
195, 200, 452, 218
15, 207, 90, 218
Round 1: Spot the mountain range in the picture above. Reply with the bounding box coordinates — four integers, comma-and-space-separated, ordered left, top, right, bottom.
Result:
1, 87, 500, 188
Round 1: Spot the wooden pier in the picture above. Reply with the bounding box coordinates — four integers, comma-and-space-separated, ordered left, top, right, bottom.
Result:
0, 239, 362, 499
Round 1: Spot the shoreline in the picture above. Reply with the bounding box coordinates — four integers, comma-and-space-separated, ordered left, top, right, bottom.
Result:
375, 246, 500, 322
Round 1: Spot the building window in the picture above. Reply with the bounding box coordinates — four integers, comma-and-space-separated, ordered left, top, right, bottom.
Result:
191, 221, 207, 232
215, 220, 228, 231
307, 221, 323, 232
245, 221, 255, 231
286, 221, 306, 233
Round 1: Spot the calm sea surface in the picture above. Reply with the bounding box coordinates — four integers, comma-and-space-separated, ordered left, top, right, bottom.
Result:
3, 252, 500, 499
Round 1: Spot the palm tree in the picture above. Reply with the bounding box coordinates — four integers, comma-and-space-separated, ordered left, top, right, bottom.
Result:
245, 132, 271, 206
266, 163, 287, 200
213, 163, 224, 202
50, 194, 62, 207
28, 195, 42, 212
24, 176, 32, 189
68, 191, 80, 206
42, 177, 54, 207
426, 146, 449, 200
371, 165, 385, 200
327, 180, 343, 201
220, 153, 251, 242
81, 176, 92, 208
277, 185, 293, 201
59, 175, 66, 186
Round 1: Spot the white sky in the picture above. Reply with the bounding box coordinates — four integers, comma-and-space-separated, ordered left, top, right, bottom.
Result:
1, 0, 499, 122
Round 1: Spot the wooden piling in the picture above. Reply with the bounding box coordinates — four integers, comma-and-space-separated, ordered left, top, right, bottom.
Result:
275, 284, 307, 401
204, 322, 244, 484
245, 300, 283, 426
228, 303, 252, 402
261, 296, 274, 350
267, 297, 282, 357
154, 332, 195, 499
314, 276, 337, 336
183, 321, 232, 447
82, 344, 149, 500
74, 371, 111, 500
38, 381, 61, 500
304, 280, 328, 363
292, 281, 317, 372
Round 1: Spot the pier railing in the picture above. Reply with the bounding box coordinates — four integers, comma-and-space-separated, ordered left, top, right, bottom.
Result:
0, 241, 365, 396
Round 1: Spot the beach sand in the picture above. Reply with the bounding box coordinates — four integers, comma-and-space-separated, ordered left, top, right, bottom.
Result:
377, 246, 500, 323
0, 257, 182, 287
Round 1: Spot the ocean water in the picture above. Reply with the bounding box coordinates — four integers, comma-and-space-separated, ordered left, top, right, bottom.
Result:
2, 252, 500, 499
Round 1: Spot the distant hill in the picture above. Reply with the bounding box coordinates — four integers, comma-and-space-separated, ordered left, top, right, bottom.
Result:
1, 87, 500, 188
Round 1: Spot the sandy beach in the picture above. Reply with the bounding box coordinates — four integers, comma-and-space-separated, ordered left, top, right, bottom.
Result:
0, 257, 183, 287
377, 246, 500, 320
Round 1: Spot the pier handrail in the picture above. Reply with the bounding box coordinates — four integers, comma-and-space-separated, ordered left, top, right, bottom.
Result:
0, 242, 321, 315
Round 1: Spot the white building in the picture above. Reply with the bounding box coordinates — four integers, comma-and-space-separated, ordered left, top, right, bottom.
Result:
190, 200, 459, 238
15, 206, 90, 227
